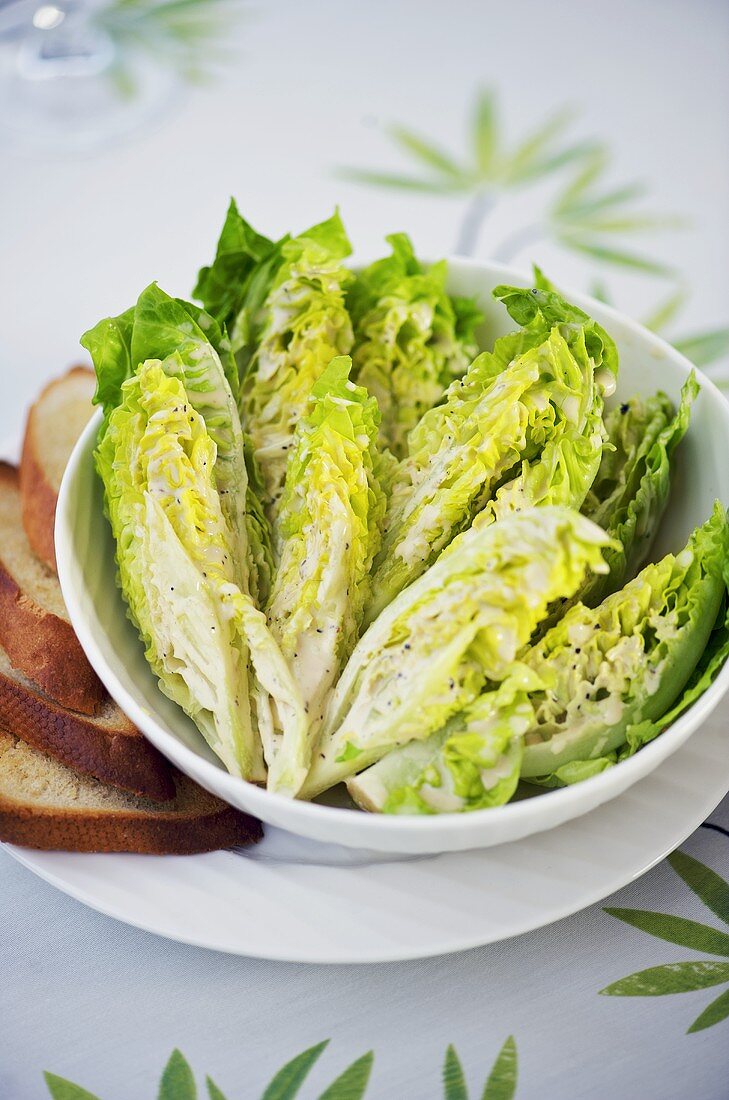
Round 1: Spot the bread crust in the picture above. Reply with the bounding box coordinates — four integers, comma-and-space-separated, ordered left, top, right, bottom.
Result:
0, 796, 262, 853
20, 365, 95, 573
0, 775, 262, 854
0, 556, 106, 716
0, 461, 105, 715
0, 661, 175, 801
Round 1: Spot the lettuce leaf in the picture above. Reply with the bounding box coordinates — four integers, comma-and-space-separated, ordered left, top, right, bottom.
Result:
96, 361, 306, 788
348, 233, 482, 457
264, 356, 386, 788
301, 506, 611, 798
347, 665, 542, 814
521, 503, 728, 781
81, 306, 135, 429
83, 284, 273, 605
581, 374, 698, 602
192, 198, 277, 344
241, 211, 355, 516
493, 281, 619, 383
365, 288, 616, 624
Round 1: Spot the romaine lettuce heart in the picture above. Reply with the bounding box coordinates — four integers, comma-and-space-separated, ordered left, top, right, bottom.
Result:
212, 208, 355, 519
348, 233, 482, 458
520, 502, 728, 781
264, 356, 386, 792
301, 506, 612, 799
365, 305, 614, 624
96, 361, 306, 789
581, 374, 698, 603
347, 665, 543, 814
82, 284, 273, 606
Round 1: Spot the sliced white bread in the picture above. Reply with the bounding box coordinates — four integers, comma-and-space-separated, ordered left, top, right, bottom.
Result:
0, 638, 174, 802
20, 365, 96, 572
0, 461, 105, 715
0, 729, 261, 853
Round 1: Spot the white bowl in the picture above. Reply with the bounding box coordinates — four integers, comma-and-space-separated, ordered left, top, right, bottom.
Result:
56, 258, 729, 854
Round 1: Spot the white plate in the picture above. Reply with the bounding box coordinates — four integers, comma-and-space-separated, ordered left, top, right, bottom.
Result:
55, 258, 729, 853
3, 706, 727, 963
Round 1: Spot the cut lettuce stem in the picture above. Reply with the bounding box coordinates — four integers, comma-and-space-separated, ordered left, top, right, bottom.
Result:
364, 282, 617, 626
300, 506, 612, 800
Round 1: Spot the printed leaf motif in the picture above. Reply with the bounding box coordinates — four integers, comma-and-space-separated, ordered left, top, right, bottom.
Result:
340, 89, 593, 200
473, 90, 498, 175
668, 850, 729, 927
339, 87, 683, 281
481, 1036, 517, 1100
560, 239, 674, 276
643, 287, 687, 333
603, 908, 729, 957
96, 0, 240, 94
511, 141, 597, 185
504, 107, 575, 182
44, 1075, 103, 1100
601, 853, 729, 1032
206, 1078, 229, 1100
336, 170, 458, 194
688, 987, 729, 1033
159, 1050, 197, 1100
549, 146, 679, 274
588, 279, 612, 305
442, 1045, 469, 1100
600, 961, 729, 997
318, 1052, 374, 1100
388, 126, 466, 180
550, 148, 613, 215
672, 328, 729, 368
262, 1041, 329, 1100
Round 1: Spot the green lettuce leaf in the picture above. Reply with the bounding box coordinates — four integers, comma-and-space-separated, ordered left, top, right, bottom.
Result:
193, 198, 277, 341
347, 665, 542, 814
493, 281, 619, 383
96, 360, 306, 787
301, 507, 611, 798
615, 577, 729, 762
80, 306, 135, 430
264, 356, 386, 789
237, 210, 355, 515
83, 284, 273, 605
348, 233, 482, 457
365, 290, 616, 624
581, 374, 698, 602
521, 503, 728, 781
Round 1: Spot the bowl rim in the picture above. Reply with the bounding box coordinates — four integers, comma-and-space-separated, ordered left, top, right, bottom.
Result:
57, 257, 729, 839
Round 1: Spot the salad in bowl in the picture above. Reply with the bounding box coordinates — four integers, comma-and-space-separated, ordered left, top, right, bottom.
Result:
59, 201, 729, 852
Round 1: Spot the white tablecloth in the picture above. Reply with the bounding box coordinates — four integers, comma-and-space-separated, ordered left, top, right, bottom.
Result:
1, 2, 728, 1097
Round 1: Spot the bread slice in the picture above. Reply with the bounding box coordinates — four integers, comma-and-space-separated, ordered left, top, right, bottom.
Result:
20, 365, 96, 572
0, 461, 105, 715
0, 729, 262, 853
0, 639, 175, 802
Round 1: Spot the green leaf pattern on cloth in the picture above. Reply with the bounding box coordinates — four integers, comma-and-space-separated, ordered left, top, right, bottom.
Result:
601, 852, 729, 1034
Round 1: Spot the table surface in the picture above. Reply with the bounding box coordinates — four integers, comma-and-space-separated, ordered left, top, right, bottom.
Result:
2, 1, 729, 1097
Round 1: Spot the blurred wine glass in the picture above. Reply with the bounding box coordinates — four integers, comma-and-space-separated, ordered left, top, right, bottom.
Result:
0, 0, 239, 152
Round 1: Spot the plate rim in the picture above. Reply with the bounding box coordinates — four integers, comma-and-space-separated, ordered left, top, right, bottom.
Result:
3, 718, 728, 963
